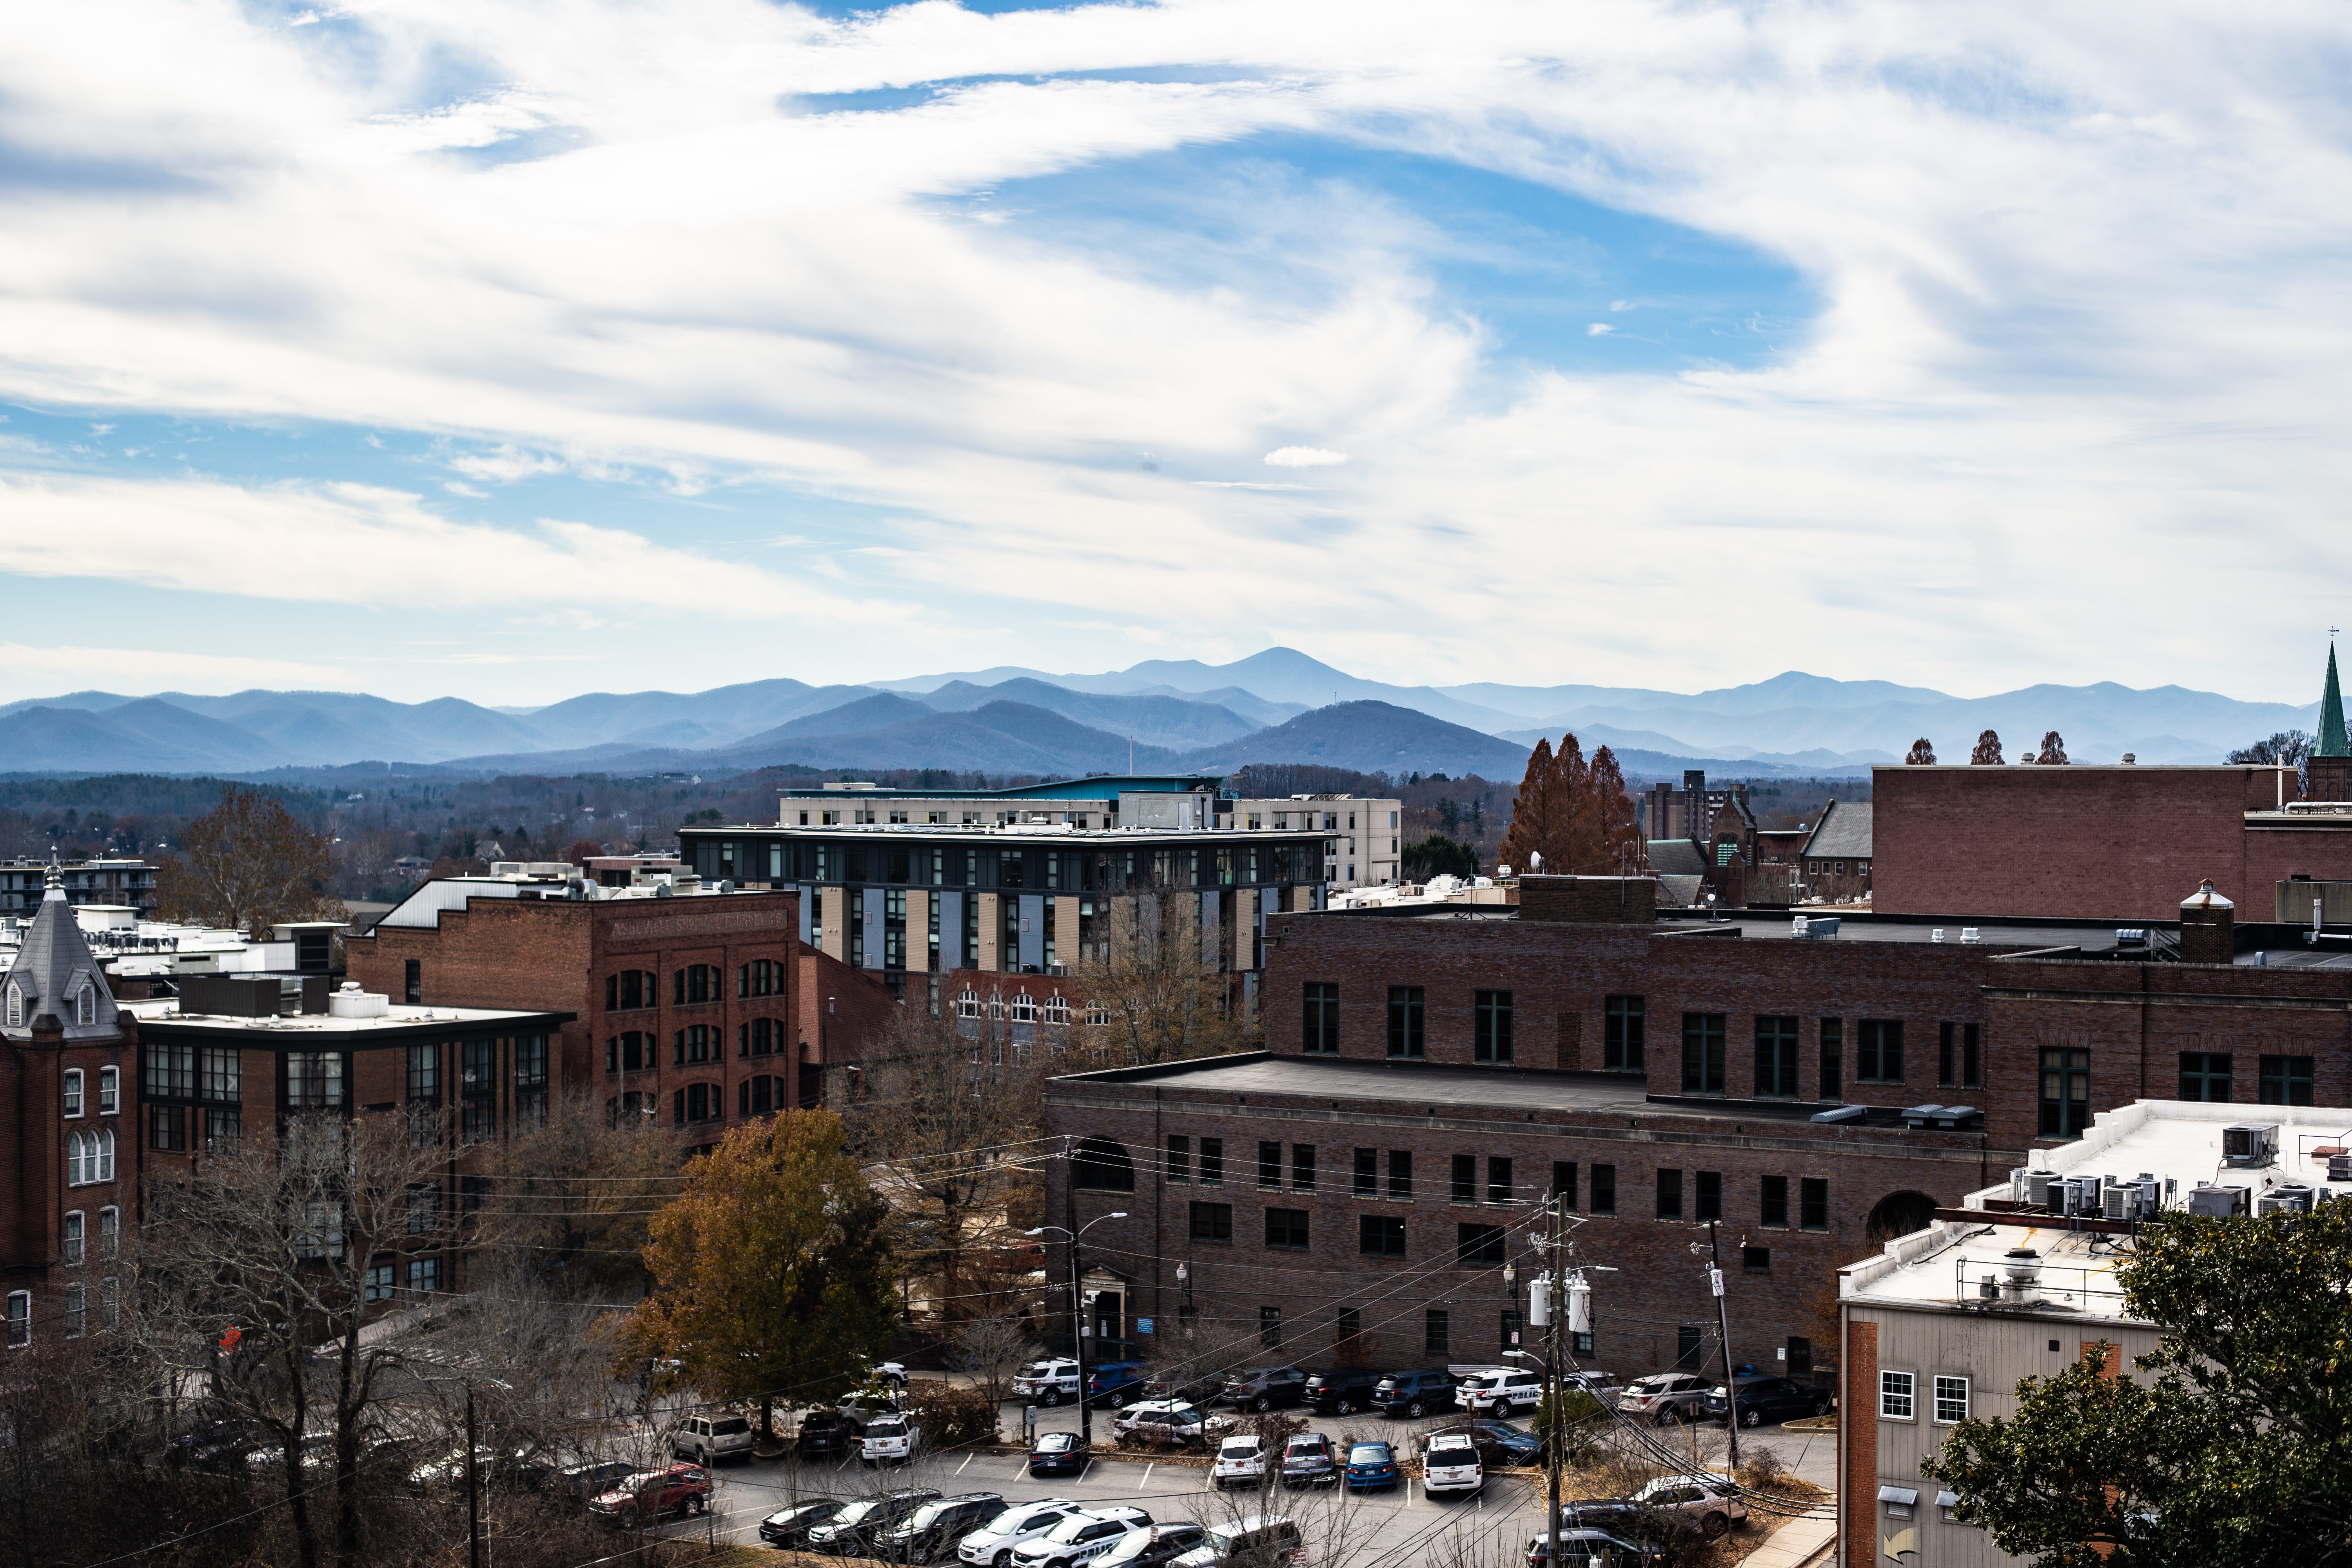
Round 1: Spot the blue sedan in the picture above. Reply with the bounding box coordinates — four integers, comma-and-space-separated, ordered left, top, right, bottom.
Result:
1344, 1441, 1400, 1492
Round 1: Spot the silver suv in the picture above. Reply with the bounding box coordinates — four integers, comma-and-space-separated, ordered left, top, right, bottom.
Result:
1616, 1373, 1713, 1426
673, 1413, 755, 1464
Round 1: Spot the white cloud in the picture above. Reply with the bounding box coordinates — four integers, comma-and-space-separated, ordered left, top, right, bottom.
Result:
1264, 446, 1350, 467
1586, 323, 1614, 336
0, 641, 345, 693
448, 444, 566, 483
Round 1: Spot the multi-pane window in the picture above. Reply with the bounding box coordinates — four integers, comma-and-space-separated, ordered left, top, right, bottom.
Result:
1354, 1147, 1377, 1197
738, 959, 780, 998
1934, 1376, 1970, 1424
1190, 1203, 1232, 1241
1800, 1177, 1829, 1231
63, 1069, 83, 1117
1682, 1014, 1726, 1094
1387, 1149, 1414, 1199
1168, 1136, 1193, 1184
1940, 1023, 1983, 1088
407, 1044, 439, 1104
1761, 1175, 1789, 1228
98, 1207, 118, 1258
145, 1043, 195, 1100
1857, 1020, 1904, 1083
1456, 1224, 1506, 1267
461, 1040, 495, 1143
1552, 1161, 1577, 1209
1657, 1169, 1684, 1220
514, 1035, 548, 1127
606, 969, 657, 1011
100, 1276, 118, 1328
1259, 1307, 1283, 1349
4, 1291, 26, 1348
145, 1107, 185, 1153
1604, 996, 1645, 1071
365, 1261, 396, 1303
205, 1107, 241, 1148
1425, 1309, 1450, 1356
63, 1285, 83, 1339
1591, 1163, 1617, 1214
675, 1025, 716, 1065
1258, 1142, 1283, 1189
1451, 1154, 1477, 1204
1303, 984, 1339, 1054
1474, 991, 1514, 1063
1695, 1171, 1722, 1223
1199, 1138, 1224, 1185
408, 1257, 441, 1296
675, 1082, 722, 1124
1291, 1145, 1317, 1191
2040, 1049, 2091, 1136
1487, 1157, 1514, 1205
607, 1033, 652, 1074
407, 1183, 441, 1235
1754, 1017, 1800, 1097
675, 965, 720, 1005
63, 1211, 84, 1267
200, 1048, 238, 1104
285, 1052, 344, 1109
1819, 1018, 1843, 1100
1881, 1371, 1916, 1419
1387, 987, 1425, 1059
2179, 1052, 2232, 1102
1360, 1216, 1406, 1257
97, 1065, 118, 1115
1265, 1209, 1309, 1249
2260, 1056, 2315, 1105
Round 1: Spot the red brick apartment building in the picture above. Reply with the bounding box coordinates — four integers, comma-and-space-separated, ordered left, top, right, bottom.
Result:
1041, 867, 2352, 1387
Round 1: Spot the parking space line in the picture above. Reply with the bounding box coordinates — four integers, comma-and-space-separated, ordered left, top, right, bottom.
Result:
956, 1455, 972, 1475
1138, 1463, 1153, 1492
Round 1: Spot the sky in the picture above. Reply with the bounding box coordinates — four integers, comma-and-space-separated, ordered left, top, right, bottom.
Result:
3, 0, 2351, 707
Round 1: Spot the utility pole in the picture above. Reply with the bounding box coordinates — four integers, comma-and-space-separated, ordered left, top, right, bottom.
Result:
465, 1381, 481, 1568
1708, 1220, 1742, 1468
1544, 1196, 1565, 1568
1069, 1237, 1090, 1444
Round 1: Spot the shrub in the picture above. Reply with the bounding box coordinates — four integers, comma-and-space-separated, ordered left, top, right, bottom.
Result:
903, 1378, 1000, 1450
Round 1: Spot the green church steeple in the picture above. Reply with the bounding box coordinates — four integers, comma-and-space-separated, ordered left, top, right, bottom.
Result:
2322, 642, 2350, 760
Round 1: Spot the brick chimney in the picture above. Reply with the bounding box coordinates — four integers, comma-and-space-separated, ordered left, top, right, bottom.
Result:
2180, 878, 2235, 965
1519, 875, 1658, 925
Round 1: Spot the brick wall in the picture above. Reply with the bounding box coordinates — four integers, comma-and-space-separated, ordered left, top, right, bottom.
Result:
2, 1016, 134, 1336
1519, 877, 1659, 925
1841, 1318, 1878, 1568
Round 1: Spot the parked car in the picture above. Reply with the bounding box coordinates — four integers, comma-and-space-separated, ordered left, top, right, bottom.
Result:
1626, 1474, 1748, 1539
1423, 1419, 1544, 1468
1029, 1430, 1092, 1477
1374, 1369, 1460, 1419
872, 1360, 911, 1387
556, 1458, 638, 1504
1009, 1506, 1154, 1568
808, 1489, 944, 1554
799, 1408, 853, 1458
168, 1418, 271, 1472
1697, 1376, 1831, 1428
674, 1412, 756, 1465
586, 1463, 711, 1526
1303, 1368, 1387, 1415
1422, 1432, 1485, 1499
1085, 1362, 1152, 1409
1220, 1366, 1308, 1412
1168, 1514, 1304, 1568
1098, 1524, 1211, 1568
760, 1499, 849, 1549
1459, 1367, 1546, 1417
1278, 1432, 1336, 1490
1014, 1359, 1083, 1406
1615, 1373, 1713, 1426
958, 1499, 1084, 1568
1113, 1401, 1210, 1448
404, 1444, 497, 1492
864, 1415, 923, 1466
248, 1434, 337, 1475
876, 1492, 1009, 1564
1211, 1434, 1269, 1490
1343, 1441, 1399, 1492
1140, 1372, 1225, 1406
1561, 1369, 1621, 1399
1524, 1529, 1664, 1567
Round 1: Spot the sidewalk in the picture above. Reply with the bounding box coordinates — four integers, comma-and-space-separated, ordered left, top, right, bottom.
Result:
1742, 1503, 1836, 1567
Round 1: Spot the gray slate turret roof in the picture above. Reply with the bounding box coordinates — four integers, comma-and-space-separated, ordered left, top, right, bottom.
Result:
2, 862, 120, 1041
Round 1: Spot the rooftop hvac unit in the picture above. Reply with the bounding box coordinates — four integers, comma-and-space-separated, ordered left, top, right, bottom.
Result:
2134, 1177, 2163, 1215
2330, 1154, 2352, 1183
2062, 1176, 2100, 1216
2223, 1124, 2280, 1169
2025, 1171, 2059, 1210
2100, 1183, 2130, 1221
2188, 1184, 2249, 1218
2259, 1185, 2316, 1215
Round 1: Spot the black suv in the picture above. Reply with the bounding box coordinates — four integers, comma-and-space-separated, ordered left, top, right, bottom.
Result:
806, 1489, 942, 1555
1698, 1376, 1831, 1427
797, 1408, 851, 1459
873, 1491, 1006, 1564
1304, 1368, 1387, 1415
1374, 1369, 1460, 1418
1221, 1367, 1308, 1412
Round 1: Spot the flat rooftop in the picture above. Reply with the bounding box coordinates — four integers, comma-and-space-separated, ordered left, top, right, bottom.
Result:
699, 823, 1327, 842
127, 998, 570, 1042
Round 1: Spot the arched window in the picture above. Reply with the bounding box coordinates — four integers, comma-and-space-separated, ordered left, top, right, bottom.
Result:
66, 1131, 88, 1187
955, 990, 981, 1019
4, 982, 22, 1030
4, 1290, 28, 1348
1042, 996, 1071, 1025
1073, 1137, 1137, 1192
74, 983, 95, 1027
1086, 1003, 1112, 1027
1010, 993, 1037, 1024
95, 1127, 114, 1182
63, 1069, 84, 1118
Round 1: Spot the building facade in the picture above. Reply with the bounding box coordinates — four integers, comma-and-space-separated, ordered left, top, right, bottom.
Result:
0, 856, 157, 916
1800, 799, 1874, 905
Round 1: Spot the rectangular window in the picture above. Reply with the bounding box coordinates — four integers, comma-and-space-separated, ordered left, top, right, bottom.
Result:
2040, 1048, 2091, 1136
1189, 1202, 1232, 1242
1591, 1163, 1617, 1214
144, 1042, 194, 1100
1819, 1018, 1843, 1100
148, 1104, 186, 1152
365, 1261, 396, 1304
1761, 1175, 1789, 1228
1456, 1223, 1506, 1267
1742, 1245, 1770, 1272
1603, 996, 1645, 1071
1474, 990, 1514, 1063
1696, 1170, 1722, 1222
404, 959, 421, 1005
1168, 1136, 1192, 1184
1857, 1020, 1904, 1083
1934, 1375, 1970, 1424
1881, 1370, 1916, 1421
1258, 1141, 1282, 1189
407, 1044, 439, 1103
1681, 1013, 1726, 1094
1353, 1147, 1377, 1197
407, 1257, 441, 1296
1292, 1144, 1317, 1192
1939, 1022, 1955, 1087
407, 1183, 441, 1236
201, 1047, 240, 1104
2179, 1051, 2233, 1102
1800, 1177, 1829, 1231
1451, 1154, 1477, 1204
64, 1285, 83, 1340
1387, 987, 1425, 1059
1754, 1016, 1800, 1097
285, 1052, 344, 1109
1259, 1307, 1282, 1349
64, 1070, 83, 1117
97, 1065, 118, 1115
1387, 1149, 1413, 1200
2259, 1055, 2316, 1105
1359, 1216, 1406, 1257
204, 1107, 240, 1148
1265, 1209, 1309, 1249
513, 1035, 548, 1127
63, 1211, 83, 1267
1336, 1307, 1361, 1345
1552, 1161, 1577, 1210
1487, 1156, 1514, 1205
98, 1208, 118, 1258
4, 1292, 25, 1348
1302, 983, 1339, 1054
1425, 1308, 1450, 1356
1962, 1023, 1981, 1087
1657, 1169, 1684, 1220
1199, 1138, 1224, 1185
460, 1039, 495, 1143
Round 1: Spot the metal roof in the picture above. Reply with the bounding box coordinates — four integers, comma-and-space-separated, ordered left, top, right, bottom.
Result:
1800, 799, 1873, 860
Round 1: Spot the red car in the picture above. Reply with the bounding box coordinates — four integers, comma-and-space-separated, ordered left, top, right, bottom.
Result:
587, 1462, 711, 1526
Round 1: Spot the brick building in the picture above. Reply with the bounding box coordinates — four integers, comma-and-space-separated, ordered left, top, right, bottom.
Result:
344, 869, 895, 1139
1800, 799, 1873, 904
1039, 874, 2352, 1392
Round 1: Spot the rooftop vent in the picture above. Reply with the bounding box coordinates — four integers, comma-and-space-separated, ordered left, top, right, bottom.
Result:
328, 984, 390, 1020
2188, 1183, 2249, 1218
2115, 928, 2148, 948
1960, 927, 1982, 944
2223, 1124, 2279, 1169
1810, 1105, 1866, 1125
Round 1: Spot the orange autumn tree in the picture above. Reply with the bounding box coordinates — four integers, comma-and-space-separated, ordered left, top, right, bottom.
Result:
617, 1109, 898, 1435
1501, 733, 1644, 875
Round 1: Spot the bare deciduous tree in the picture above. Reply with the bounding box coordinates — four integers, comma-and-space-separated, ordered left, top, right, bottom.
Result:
484, 1087, 680, 1299
955, 1316, 1041, 1405
1073, 877, 1258, 1066
155, 784, 347, 935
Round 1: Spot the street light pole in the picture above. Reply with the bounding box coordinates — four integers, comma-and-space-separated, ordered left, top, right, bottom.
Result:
465, 1381, 480, 1568
1708, 1220, 1742, 1468
1028, 1212, 1127, 1445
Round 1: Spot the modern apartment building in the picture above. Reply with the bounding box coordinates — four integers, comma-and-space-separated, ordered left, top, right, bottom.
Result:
0, 856, 157, 916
